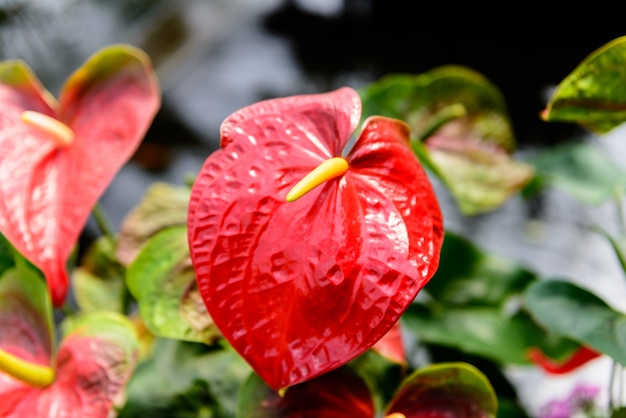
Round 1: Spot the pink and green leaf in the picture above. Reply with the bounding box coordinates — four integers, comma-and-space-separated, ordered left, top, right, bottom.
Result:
360, 67, 534, 215
542, 36, 626, 133
0, 44, 160, 306
0, 267, 54, 370
188, 88, 443, 390
116, 182, 191, 267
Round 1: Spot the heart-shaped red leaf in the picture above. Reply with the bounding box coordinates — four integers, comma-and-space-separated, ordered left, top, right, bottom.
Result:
188, 87, 443, 390
0, 45, 160, 306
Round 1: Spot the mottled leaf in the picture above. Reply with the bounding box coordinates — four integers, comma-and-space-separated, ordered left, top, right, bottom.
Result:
127, 226, 218, 344
542, 36, 626, 133
361, 67, 533, 215
116, 182, 191, 266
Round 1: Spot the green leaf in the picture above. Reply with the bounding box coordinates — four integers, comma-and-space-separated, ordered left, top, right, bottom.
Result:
126, 226, 219, 344
0, 266, 54, 362
349, 349, 405, 413
116, 182, 191, 266
0, 233, 15, 274
542, 36, 626, 133
72, 236, 126, 313
425, 232, 537, 306
526, 140, 626, 205
403, 304, 575, 365
385, 362, 498, 418
524, 280, 626, 365
360, 66, 533, 215
119, 339, 252, 418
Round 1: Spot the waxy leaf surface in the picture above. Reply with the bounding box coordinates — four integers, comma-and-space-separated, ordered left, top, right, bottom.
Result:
385, 363, 497, 418
127, 226, 219, 344
542, 36, 626, 133
188, 87, 443, 390
0, 268, 139, 417
524, 280, 626, 366
0, 44, 160, 306
116, 182, 191, 266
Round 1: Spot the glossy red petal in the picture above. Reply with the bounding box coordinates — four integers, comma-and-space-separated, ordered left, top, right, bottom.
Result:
0, 45, 160, 306
188, 89, 443, 390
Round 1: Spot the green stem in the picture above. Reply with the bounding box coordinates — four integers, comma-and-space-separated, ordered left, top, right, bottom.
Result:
0, 347, 54, 388
91, 203, 115, 240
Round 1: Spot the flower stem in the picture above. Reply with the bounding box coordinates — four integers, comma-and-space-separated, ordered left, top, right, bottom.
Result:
0, 347, 54, 388
91, 202, 115, 240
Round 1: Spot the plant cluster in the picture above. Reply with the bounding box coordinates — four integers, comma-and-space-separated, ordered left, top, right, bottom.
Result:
2, 36, 626, 417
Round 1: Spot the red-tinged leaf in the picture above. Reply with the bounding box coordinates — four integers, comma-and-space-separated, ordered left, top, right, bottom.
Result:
1, 311, 139, 418
188, 87, 443, 390
527, 345, 602, 374
0, 268, 54, 367
0, 44, 160, 306
237, 367, 375, 418
385, 363, 497, 418
372, 321, 406, 366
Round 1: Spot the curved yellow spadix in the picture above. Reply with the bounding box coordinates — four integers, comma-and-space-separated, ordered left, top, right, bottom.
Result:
22, 110, 74, 148
384, 414, 406, 418
0, 347, 55, 388
286, 157, 349, 202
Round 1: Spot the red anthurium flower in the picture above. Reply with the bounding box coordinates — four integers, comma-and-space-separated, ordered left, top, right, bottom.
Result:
0, 44, 160, 306
188, 87, 444, 390
0, 267, 139, 418
527, 345, 602, 374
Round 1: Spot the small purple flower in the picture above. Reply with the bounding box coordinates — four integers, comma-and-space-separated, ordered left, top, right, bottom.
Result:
539, 383, 600, 418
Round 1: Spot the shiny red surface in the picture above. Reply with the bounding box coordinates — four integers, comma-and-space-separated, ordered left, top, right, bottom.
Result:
188, 87, 443, 390
0, 46, 160, 306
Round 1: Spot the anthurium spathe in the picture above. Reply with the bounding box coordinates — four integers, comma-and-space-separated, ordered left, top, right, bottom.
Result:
0, 44, 160, 306
188, 87, 444, 390
0, 266, 139, 417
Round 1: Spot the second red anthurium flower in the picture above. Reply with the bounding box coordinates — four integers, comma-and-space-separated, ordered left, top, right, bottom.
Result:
187, 87, 444, 391
0, 44, 160, 306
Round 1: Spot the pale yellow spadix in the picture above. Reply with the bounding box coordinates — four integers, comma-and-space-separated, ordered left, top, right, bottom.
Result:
384, 414, 406, 418
21, 110, 74, 148
286, 157, 349, 202
0, 347, 55, 388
